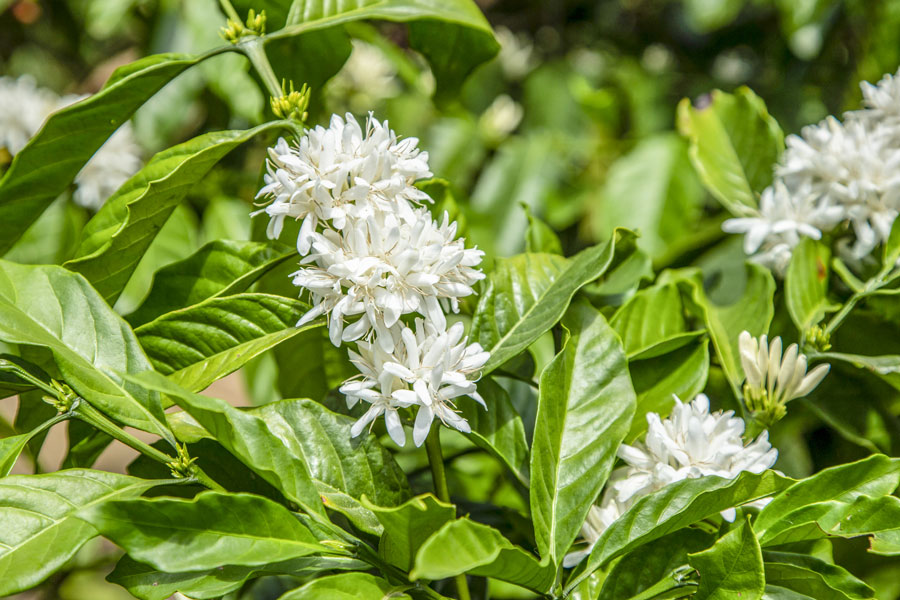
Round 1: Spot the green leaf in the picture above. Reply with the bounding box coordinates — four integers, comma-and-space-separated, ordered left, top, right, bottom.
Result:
610, 282, 697, 359
65, 122, 288, 304
0, 469, 162, 596
628, 341, 710, 440
530, 302, 636, 566
459, 376, 530, 485
869, 529, 900, 556
597, 528, 714, 600
108, 554, 368, 600
473, 230, 635, 374
524, 203, 563, 255
279, 572, 411, 600
786, 238, 835, 332
247, 399, 410, 509
688, 519, 765, 600
78, 491, 326, 572
410, 517, 556, 593
670, 263, 775, 395
124, 371, 326, 517
565, 470, 792, 594
365, 494, 456, 572
127, 240, 294, 328
0, 51, 229, 254
135, 293, 315, 393
0, 433, 30, 477
589, 133, 704, 259
274, 0, 499, 98
0, 260, 171, 441
677, 87, 784, 216
819, 495, 900, 540
763, 552, 874, 600
882, 214, 900, 267
755, 455, 900, 546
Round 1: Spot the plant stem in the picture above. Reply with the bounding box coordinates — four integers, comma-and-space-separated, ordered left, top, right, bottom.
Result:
218, 0, 241, 22
241, 38, 283, 99
424, 428, 471, 600
75, 402, 172, 465
74, 402, 225, 492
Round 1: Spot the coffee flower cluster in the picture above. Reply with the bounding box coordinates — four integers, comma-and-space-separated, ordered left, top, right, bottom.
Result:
565, 394, 778, 567
724, 69, 900, 273
255, 113, 488, 446
0, 75, 142, 210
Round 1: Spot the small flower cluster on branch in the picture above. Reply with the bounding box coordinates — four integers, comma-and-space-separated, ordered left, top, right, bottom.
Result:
256, 113, 489, 446
725, 69, 900, 273
566, 394, 778, 567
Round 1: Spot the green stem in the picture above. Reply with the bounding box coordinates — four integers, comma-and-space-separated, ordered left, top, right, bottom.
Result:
824, 263, 900, 337
74, 402, 225, 492
218, 0, 241, 22
75, 402, 172, 465
424, 428, 471, 600
241, 38, 283, 99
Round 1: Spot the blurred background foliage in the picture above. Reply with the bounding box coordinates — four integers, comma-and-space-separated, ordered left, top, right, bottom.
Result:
3, 0, 900, 598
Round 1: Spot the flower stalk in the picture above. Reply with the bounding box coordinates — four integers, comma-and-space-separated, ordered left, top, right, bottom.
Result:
423, 427, 471, 600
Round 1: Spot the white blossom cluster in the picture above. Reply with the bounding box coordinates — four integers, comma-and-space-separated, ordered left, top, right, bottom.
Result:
0, 75, 142, 210
565, 394, 778, 567
724, 69, 900, 273
255, 113, 489, 446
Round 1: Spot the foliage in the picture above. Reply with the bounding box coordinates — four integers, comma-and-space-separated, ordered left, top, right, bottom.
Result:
2, 1, 900, 599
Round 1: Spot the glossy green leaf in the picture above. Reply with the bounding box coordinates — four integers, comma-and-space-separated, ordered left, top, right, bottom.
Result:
565, 470, 792, 594
670, 264, 775, 394
365, 494, 456, 572
820, 494, 900, 540
755, 455, 900, 546
628, 341, 710, 440
786, 238, 835, 332
411, 517, 556, 592
0, 433, 30, 477
610, 282, 696, 359
108, 554, 367, 600
590, 133, 704, 259
279, 572, 411, 600
763, 552, 874, 600
0, 260, 171, 441
597, 529, 712, 600
677, 87, 784, 215
524, 203, 563, 255
135, 293, 315, 393
688, 519, 764, 600
531, 302, 636, 566
473, 230, 635, 374
79, 491, 326, 572
65, 122, 288, 304
247, 398, 410, 509
274, 0, 499, 98
0, 469, 162, 596
459, 376, 530, 485
869, 529, 900, 556
0, 51, 228, 254
127, 240, 294, 328
124, 371, 325, 517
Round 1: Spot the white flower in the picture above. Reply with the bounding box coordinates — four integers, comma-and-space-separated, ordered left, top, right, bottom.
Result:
778, 116, 900, 259
723, 179, 842, 274
0, 75, 59, 155
0, 78, 142, 209
254, 113, 432, 255
292, 208, 484, 350
565, 394, 777, 566
495, 27, 535, 80
739, 331, 829, 422
72, 122, 143, 210
340, 319, 489, 447
479, 94, 523, 143
857, 69, 900, 140
325, 40, 400, 114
